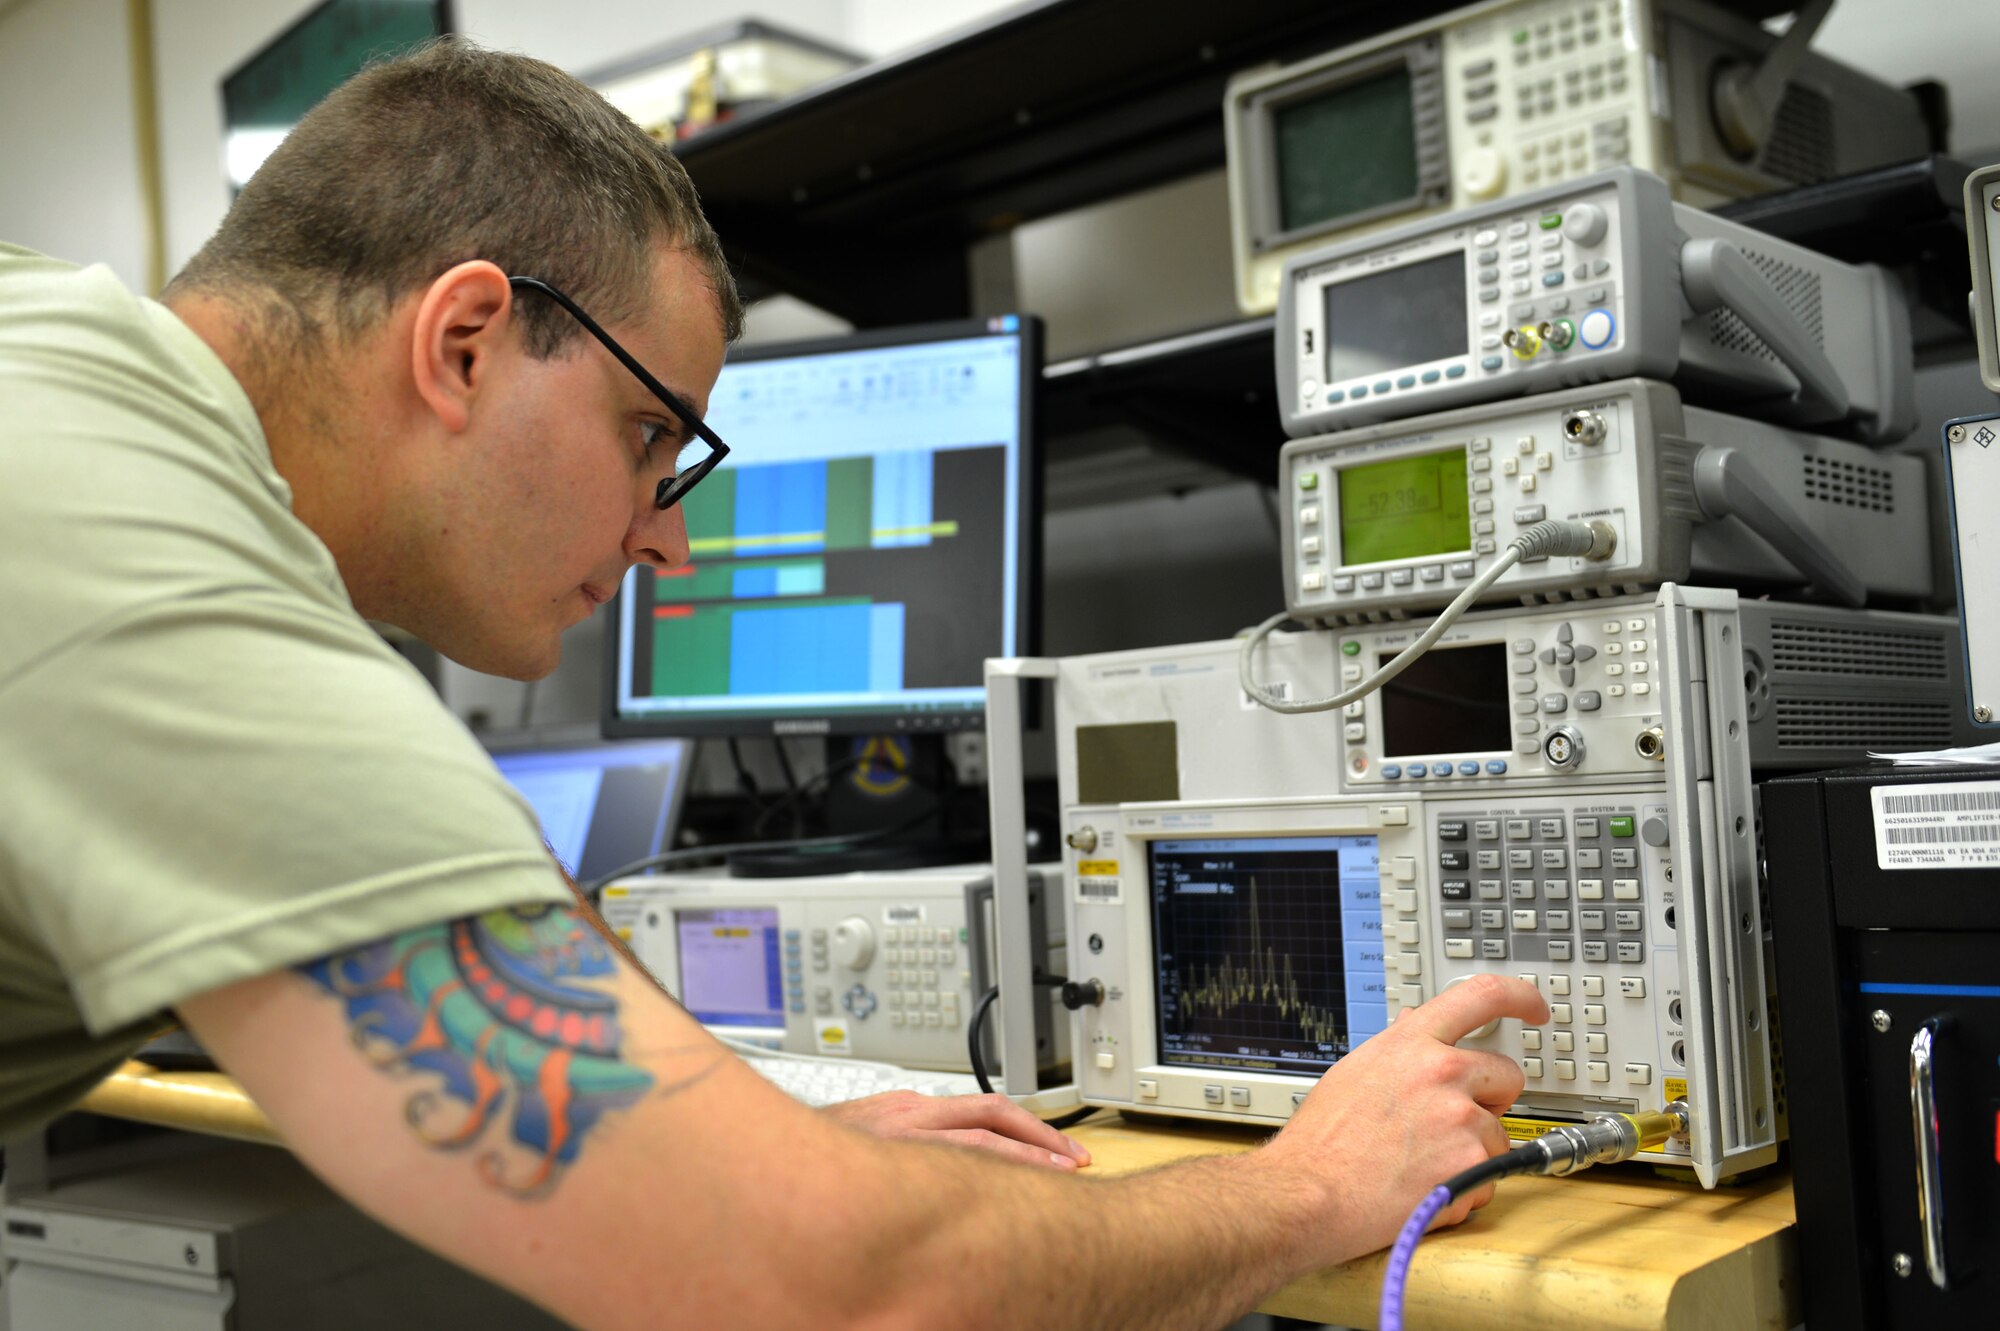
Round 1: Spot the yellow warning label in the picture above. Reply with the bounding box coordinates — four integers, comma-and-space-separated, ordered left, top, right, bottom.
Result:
1077, 860, 1119, 877
602, 886, 628, 898
1664, 1077, 1689, 1104
1502, 1115, 1577, 1141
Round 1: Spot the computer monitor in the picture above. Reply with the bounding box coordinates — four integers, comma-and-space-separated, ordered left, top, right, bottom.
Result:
221, 0, 451, 192
603, 315, 1041, 738
486, 731, 692, 882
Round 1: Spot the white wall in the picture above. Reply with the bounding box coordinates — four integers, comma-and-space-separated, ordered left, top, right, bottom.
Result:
151, 0, 846, 280
0, 0, 145, 288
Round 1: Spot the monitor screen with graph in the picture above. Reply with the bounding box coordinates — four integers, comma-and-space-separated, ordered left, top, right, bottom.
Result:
1149, 834, 1388, 1076
603, 316, 1040, 738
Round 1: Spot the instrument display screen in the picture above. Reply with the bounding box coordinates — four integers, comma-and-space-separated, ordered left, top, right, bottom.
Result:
1274, 66, 1418, 234
1324, 251, 1468, 383
1377, 643, 1513, 758
1150, 836, 1387, 1076
1336, 448, 1471, 565
675, 907, 784, 1028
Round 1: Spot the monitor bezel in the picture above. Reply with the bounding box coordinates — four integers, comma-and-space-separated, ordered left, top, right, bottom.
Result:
601, 314, 1043, 740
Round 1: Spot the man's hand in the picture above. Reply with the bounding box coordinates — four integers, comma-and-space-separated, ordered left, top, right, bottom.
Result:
1263, 974, 1549, 1270
820, 1091, 1093, 1170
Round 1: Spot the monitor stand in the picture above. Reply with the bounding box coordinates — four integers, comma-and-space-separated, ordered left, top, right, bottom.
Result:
726, 734, 988, 878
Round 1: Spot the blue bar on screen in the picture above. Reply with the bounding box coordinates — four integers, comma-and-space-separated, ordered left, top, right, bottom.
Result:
734, 460, 827, 557
869, 604, 905, 693
732, 566, 779, 598
730, 604, 874, 694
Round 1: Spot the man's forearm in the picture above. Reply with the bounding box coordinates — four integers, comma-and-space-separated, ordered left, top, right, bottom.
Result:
815, 1129, 1322, 1331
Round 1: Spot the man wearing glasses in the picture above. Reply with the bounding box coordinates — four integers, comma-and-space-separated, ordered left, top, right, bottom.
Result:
0, 39, 1543, 1331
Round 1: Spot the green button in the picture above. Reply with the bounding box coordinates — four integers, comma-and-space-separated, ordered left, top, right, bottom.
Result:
1343, 641, 1361, 656
1300, 473, 1319, 491
1513, 28, 1530, 42
1540, 212, 1563, 229
1609, 816, 1635, 837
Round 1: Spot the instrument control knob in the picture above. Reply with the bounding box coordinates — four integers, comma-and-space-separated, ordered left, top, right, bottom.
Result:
1460, 147, 1506, 200
1563, 201, 1609, 247
830, 917, 876, 970
1066, 827, 1098, 853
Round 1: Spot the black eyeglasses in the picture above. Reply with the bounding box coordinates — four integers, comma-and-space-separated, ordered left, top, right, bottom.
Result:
506, 276, 729, 511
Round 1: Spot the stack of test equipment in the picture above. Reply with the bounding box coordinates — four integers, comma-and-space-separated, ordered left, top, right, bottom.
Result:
1749, 162, 2000, 1330
987, 151, 1978, 1190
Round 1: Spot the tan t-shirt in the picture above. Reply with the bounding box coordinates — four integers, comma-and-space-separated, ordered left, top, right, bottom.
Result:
0, 244, 570, 1139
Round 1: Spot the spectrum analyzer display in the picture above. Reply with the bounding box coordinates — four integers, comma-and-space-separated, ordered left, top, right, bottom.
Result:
607, 321, 1035, 735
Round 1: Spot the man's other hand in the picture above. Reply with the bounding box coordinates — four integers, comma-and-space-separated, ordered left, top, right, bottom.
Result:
820, 1091, 1093, 1170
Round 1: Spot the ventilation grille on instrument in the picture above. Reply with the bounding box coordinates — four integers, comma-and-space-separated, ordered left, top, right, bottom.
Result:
1802, 456, 1896, 511
1773, 698, 1955, 750
1705, 250, 1824, 363
1758, 82, 1837, 184
1768, 621, 1947, 679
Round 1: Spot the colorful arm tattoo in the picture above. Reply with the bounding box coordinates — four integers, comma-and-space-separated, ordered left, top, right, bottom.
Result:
301, 903, 705, 1196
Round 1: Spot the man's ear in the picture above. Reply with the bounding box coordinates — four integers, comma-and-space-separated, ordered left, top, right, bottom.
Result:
409, 260, 514, 433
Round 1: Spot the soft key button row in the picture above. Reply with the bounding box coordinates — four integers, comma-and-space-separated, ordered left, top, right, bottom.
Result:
785, 929, 807, 1013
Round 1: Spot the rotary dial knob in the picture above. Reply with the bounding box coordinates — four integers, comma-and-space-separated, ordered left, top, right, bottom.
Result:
830, 917, 876, 970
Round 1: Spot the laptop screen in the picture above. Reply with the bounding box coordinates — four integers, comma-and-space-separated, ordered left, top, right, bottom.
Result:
489, 736, 692, 882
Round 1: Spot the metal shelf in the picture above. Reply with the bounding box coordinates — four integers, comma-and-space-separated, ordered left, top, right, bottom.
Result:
675, 0, 1471, 326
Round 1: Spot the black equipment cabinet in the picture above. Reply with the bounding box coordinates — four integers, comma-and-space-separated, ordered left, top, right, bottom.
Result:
1763, 764, 2000, 1331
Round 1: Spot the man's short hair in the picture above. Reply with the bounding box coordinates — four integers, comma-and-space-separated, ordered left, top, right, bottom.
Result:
168, 39, 744, 358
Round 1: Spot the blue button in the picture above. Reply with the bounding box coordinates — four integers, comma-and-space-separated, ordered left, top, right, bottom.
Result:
1374, 380, 1393, 394
1482, 356, 1504, 372
1326, 389, 1345, 402
1422, 369, 1441, 383
1458, 760, 1481, 776
1407, 762, 1428, 778
1351, 385, 1369, 399
1446, 364, 1467, 378
1542, 272, 1565, 287
1382, 765, 1403, 780
1397, 374, 1417, 389
1486, 760, 1509, 774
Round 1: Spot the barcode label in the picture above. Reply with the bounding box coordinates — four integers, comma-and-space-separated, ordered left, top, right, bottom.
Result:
1881, 790, 2000, 814
1872, 781, 2000, 869
1078, 880, 1120, 899
1242, 680, 1290, 709
1884, 824, 2000, 844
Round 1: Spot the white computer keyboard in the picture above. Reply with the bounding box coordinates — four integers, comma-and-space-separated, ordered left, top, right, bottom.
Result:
737, 1052, 985, 1108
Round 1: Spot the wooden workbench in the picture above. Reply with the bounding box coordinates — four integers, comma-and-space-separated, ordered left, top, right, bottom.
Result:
79, 1062, 1798, 1330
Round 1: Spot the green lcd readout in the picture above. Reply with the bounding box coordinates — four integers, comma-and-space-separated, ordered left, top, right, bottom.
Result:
1336, 450, 1471, 565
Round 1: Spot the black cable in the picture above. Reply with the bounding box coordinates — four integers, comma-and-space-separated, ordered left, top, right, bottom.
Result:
771, 737, 803, 838
725, 737, 767, 810
967, 985, 1097, 1131
579, 804, 941, 898
969, 986, 1001, 1094
750, 748, 948, 841
1441, 1144, 1543, 1198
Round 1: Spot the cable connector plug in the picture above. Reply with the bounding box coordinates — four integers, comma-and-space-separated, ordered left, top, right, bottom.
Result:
1528, 1103, 1689, 1177
1513, 518, 1617, 563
